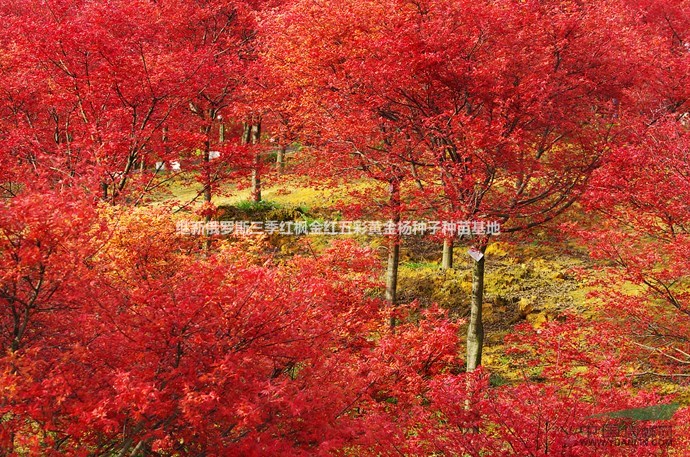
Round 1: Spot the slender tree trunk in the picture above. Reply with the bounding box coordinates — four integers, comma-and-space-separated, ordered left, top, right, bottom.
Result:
466, 243, 488, 371
203, 124, 212, 208
241, 122, 251, 145
385, 179, 401, 327
159, 126, 169, 175
410, 162, 424, 190
442, 238, 454, 269
276, 145, 286, 174
251, 165, 261, 202
249, 121, 262, 202
203, 122, 213, 251
385, 239, 400, 305
115, 152, 135, 196
251, 121, 261, 144
203, 151, 211, 206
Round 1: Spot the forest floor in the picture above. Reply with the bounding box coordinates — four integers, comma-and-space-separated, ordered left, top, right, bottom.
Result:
155, 171, 628, 385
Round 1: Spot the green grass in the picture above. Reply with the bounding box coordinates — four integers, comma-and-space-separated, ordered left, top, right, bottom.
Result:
155, 173, 372, 213
234, 199, 281, 212
402, 261, 440, 270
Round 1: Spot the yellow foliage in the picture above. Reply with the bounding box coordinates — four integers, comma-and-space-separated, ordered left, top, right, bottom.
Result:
397, 264, 471, 312
526, 312, 547, 328
485, 242, 511, 258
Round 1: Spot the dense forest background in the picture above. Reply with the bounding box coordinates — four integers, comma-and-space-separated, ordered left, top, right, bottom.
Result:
1, 0, 689, 455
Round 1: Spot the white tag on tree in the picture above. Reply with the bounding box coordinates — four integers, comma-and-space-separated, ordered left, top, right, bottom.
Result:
468, 247, 484, 262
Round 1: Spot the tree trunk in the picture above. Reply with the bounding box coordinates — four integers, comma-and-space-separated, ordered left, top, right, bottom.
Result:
241, 122, 251, 145
251, 165, 261, 202
250, 121, 261, 202
251, 121, 261, 151
385, 179, 401, 326
203, 122, 212, 208
203, 123, 213, 251
276, 145, 285, 174
442, 238, 454, 269
385, 238, 400, 306
203, 149, 211, 206
466, 243, 487, 372
410, 162, 424, 190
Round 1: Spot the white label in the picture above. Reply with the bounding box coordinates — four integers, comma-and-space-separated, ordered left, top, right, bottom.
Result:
468, 247, 484, 262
